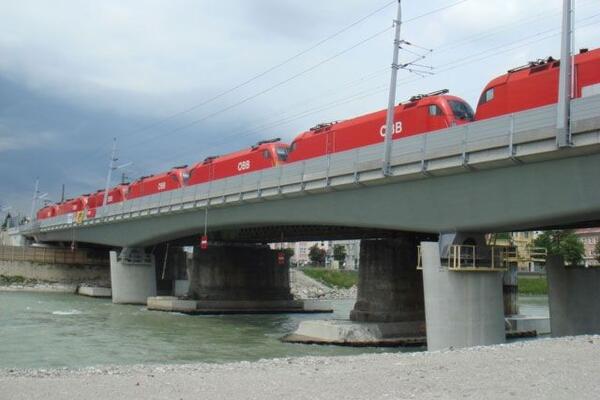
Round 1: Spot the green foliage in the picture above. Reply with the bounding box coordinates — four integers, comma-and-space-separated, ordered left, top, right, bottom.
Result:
332, 244, 347, 263
1, 213, 11, 230
308, 244, 326, 266
282, 247, 294, 260
0, 275, 38, 285
517, 276, 548, 295
534, 230, 584, 265
303, 268, 358, 289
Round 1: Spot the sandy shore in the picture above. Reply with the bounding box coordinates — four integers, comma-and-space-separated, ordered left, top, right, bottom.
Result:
1, 336, 599, 400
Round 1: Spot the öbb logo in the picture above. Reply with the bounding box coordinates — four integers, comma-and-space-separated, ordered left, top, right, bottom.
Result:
379, 121, 403, 137
237, 160, 251, 171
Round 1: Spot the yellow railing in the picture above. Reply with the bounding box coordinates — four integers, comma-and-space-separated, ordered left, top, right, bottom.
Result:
417, 245, 509, 272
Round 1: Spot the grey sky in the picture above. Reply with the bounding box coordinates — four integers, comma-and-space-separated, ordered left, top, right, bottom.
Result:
1, 0, 599, 214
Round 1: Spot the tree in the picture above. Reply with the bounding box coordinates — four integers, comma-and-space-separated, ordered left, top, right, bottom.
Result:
333, 244, 347, 263
534, 230, 585, 266
595, 239, 600, 264
1, 213, 12, 230
308, 244, 326, 266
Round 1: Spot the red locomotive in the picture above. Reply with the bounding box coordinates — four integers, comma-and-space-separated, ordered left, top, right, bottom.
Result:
36, 204, 58, 220
55, 196, 88, 216
286, 90, 473, 163
127, 166, 189, 200
475, 48, 600, 120
187, 139, 289, 186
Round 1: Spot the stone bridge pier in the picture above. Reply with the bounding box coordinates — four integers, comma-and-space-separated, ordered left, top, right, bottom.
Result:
186, 244, 303, 312
349, 236, 426, 336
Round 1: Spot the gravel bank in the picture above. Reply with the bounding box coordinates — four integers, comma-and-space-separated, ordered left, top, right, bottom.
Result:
290, 269, 357, 300
1, 336, 599, 399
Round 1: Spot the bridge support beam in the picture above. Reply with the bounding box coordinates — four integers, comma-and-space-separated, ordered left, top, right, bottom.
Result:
110, 248, 157, 305
350, 237, 425, 335
187, 244, 302, 312
547, 255, 600, 336
421, 238, 505, 351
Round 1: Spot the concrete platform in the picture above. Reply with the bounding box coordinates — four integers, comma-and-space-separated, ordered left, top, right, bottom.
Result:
282, 320, 539, 347
506, 315, 551, 335
283, 320, 426, 347
77, 286, 112, 298
146, 297, 333, 314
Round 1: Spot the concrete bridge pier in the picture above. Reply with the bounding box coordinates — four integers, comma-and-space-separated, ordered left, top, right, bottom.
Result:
349, 237, 425, 335
547, 255, 600, 337
186, 244, 303, 313
110, 247, 157, 304
285, 236, 428, 345
421, 234, 505, 351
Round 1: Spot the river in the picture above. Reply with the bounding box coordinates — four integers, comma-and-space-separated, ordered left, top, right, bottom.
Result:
0, 291, 548, 369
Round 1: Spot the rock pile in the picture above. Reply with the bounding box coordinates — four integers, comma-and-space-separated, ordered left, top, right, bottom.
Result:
289, 269, 357, 300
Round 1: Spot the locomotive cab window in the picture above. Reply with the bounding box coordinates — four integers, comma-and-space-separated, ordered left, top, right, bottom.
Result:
428, 104, 444, 116
478, 88, 495, 105
448, 100, 474, 121
276, 146, 288, 161
262, 150, 271, 159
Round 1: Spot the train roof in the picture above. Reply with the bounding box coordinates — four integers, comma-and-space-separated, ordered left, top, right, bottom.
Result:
481, 47, 600, 90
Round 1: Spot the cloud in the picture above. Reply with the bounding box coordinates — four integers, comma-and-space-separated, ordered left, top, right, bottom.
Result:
0, 0, 599, 213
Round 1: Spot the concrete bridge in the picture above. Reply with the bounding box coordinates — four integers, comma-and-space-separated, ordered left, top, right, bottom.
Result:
19, 94, 600, 350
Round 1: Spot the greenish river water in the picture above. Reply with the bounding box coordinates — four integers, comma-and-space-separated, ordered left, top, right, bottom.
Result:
0, 291, 548, 369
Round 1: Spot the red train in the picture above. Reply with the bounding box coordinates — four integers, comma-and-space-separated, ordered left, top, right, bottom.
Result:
287, 90, 473, 162
127, 166, 189, 200
36, 47, 600, 221
187, 139, 288, 186
475, 48, 600, 120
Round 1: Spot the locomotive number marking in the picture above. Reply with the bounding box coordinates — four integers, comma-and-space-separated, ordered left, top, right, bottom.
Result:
237, 160, 251, 171
157, 182, 166, 191
379, 121, 403, 137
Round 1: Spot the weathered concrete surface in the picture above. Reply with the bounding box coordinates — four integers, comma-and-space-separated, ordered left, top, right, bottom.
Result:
0, 260, 110, 286
421, 241, 506, 351
77, 286, 112, 298
503, 263, 519, 316
147, 296, 197, 312
110, 249, 157, 305
188, 245, 292, 302
290, 320, 425, 342
506, 316, 551, 335
2, 336, 600, 400
350, 237, 424, 327
547, 255, 600, 336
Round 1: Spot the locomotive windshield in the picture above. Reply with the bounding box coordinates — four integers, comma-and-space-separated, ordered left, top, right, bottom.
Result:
276, 146, 288, 161
448, 100, 474, 121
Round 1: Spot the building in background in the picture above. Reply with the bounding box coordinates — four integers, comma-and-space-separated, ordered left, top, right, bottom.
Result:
271, 240, 361, 270
573, 228, 600, 267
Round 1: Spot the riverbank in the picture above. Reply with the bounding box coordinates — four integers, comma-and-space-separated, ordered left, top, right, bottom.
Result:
1, 335, 598, 399
290, 269, 357, 299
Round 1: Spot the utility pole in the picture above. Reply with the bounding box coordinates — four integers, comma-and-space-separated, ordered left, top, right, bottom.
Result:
29, 178, 39, 221
556, 0, 573, 147
102, 138, 132, 213
382, 0, 402, 176
103, 138, 118, 209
